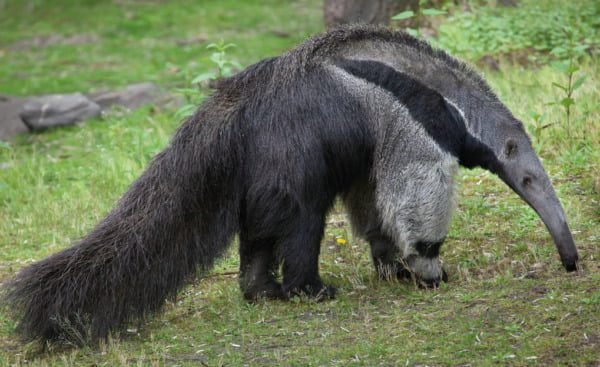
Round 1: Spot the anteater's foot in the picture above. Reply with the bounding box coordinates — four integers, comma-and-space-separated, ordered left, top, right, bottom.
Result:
285, 281, 336, 301
417, 268, 448, 289
242, 279, 285, 301
387, 255, 448, 289
377, 259, 447, 288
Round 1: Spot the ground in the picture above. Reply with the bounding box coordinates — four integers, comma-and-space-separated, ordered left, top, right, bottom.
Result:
0, 0, 598, 366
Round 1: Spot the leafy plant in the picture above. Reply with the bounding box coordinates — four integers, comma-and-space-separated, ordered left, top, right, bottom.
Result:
527, 111, 551, 148
191, 41, 241, 84
392, 6, 447, 38
546, 29, 588, 141
548, 60, 587, 139
437, 0, 599, 62
175, 41, 241, 119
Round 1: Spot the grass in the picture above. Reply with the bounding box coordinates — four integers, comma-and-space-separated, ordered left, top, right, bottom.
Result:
0, 0, 321, 95
435, 0, 600, 62
1, 0, 599, 366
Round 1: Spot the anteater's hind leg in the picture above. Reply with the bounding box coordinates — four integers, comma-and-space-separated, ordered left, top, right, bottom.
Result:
241, 185, 334, 301
238, 232, 284, 300
278, 211, 336, 300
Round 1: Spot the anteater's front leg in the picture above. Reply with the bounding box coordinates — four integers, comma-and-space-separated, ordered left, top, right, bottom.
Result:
367, 230, 411, 281
367, 229, 448, 287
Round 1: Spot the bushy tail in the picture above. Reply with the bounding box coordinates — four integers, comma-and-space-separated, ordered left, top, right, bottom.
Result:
2, 104, 242, 344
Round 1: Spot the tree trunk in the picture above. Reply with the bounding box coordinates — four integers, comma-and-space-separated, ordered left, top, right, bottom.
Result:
323, 0, 387, 29
498, 0, 518, 7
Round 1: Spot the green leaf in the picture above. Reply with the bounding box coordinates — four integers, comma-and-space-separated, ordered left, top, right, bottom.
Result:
175, 104, 197, 119
392, 10, 415, 20
551, 61, 569, 73
559, 97, 575, 108
574, 44, 589, 54
421, 8, 447, 16
191, 72, 216, 84
220, 66, 234, 77
229, 60, 243, 69
566, 63, 579, 74
572, 75, 587, 91
210, 52, 225, 65
405, 28, 420, 37
550, 46, 566, 56
0, 141, 11, 150
175, 87, 200, 94
551, 82, 567, 92
529, 111, 545, 124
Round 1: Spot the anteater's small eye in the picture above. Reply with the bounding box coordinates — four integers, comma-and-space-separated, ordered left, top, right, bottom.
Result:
505, 139, 518, 158
522, 176, 532, 187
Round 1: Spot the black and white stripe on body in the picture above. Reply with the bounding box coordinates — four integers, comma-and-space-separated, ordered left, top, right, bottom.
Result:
330, 59, 466, 285
318, 27, 577, 280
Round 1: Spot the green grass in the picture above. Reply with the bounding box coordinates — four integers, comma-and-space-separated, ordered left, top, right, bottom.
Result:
0, 0, 321, 95
436, 0, 600, 62
1, 1, 599, 366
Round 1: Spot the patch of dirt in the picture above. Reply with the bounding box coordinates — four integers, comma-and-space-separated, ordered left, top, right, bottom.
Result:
269, 29, 291, 38
537, 332, 600, 367
174, 34, 208, 47
158, 353, 208, 365
9, 33, 99, 51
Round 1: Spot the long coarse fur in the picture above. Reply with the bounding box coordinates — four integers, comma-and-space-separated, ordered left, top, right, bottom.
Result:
2, 67, 258, 342
2, 37, 376, 343
3, 25, 563, 344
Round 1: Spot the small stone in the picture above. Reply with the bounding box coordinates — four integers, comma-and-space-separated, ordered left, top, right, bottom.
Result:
19, 93, 101, 131
89, 82, 179, 110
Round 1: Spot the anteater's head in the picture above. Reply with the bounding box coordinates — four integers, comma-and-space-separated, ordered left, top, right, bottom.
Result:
459, 104, 579, 272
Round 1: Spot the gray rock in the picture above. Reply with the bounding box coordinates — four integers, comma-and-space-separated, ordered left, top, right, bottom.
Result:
89, 82, 178, 110
19, 93, 101, 131
1, 83, 182, 138
0, 95, 29, 140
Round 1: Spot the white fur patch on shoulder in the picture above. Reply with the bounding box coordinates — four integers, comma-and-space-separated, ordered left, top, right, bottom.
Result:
443, 96, 474, 135
328, 62, 459, 263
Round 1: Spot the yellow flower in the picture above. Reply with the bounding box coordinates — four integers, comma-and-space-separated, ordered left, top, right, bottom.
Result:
335, 237, 347, 245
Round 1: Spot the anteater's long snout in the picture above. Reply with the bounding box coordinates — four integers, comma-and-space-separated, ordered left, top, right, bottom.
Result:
498, 155, 579, 271
527, 185, 578, 271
